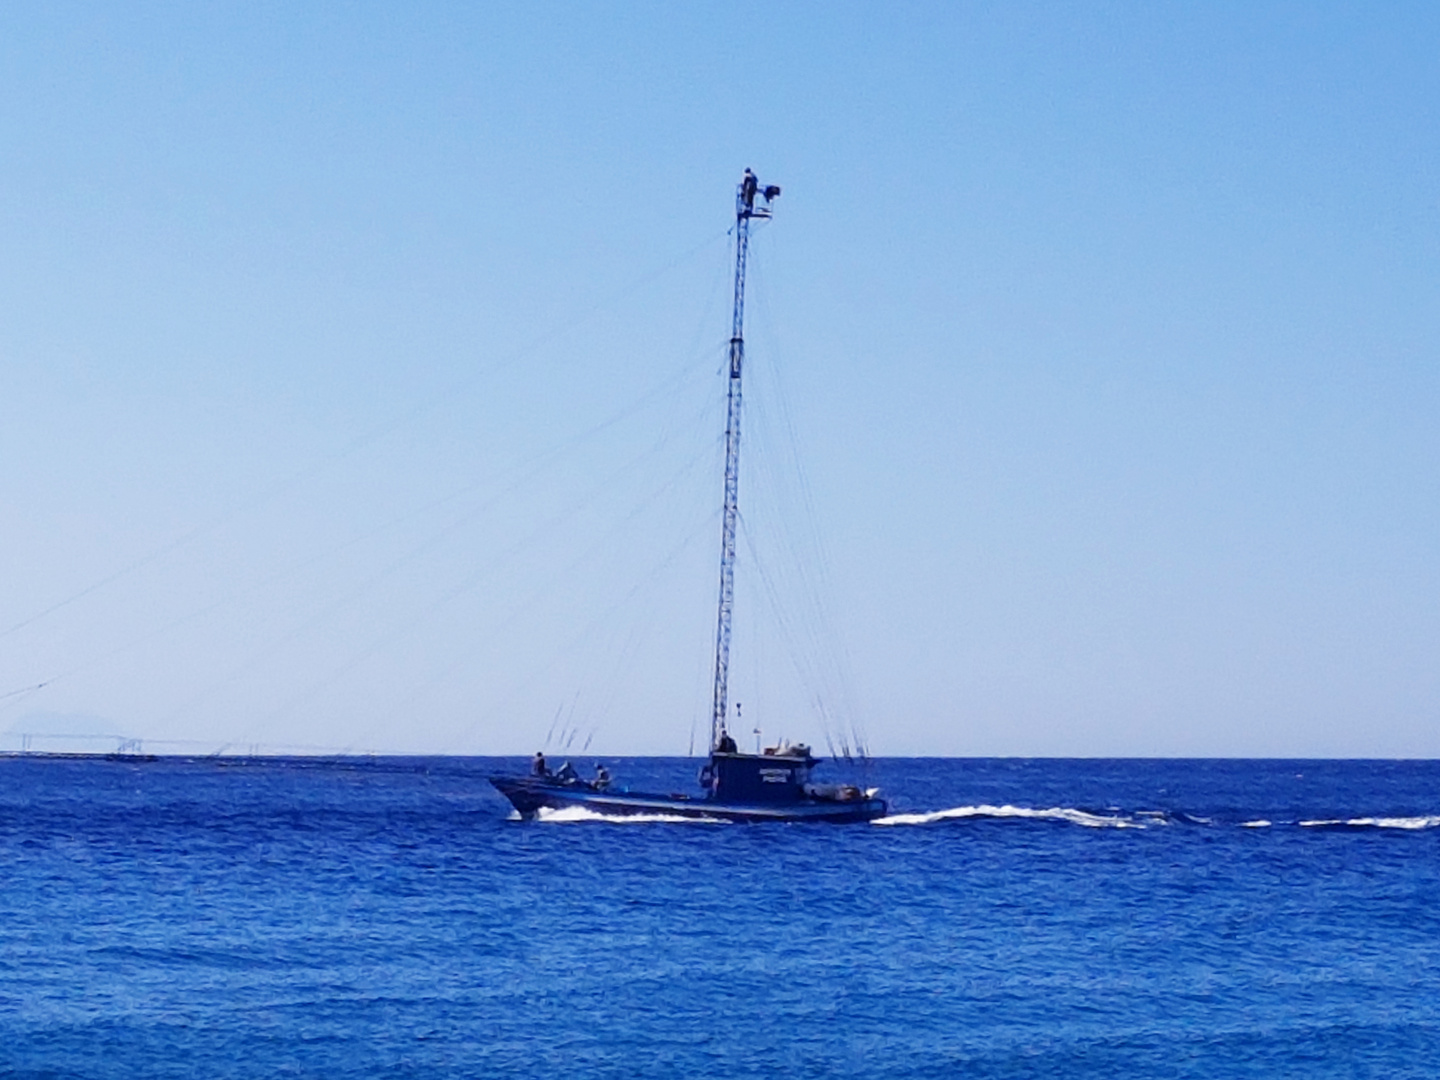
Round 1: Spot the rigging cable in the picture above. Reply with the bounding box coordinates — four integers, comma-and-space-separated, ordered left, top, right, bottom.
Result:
237, 390, 723, 747
737, 253, 872, 760
0, 226, 730, 648
0, 339, 718, 710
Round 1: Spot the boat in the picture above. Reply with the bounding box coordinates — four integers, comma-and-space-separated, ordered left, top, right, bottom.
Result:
489, 170, 887, 824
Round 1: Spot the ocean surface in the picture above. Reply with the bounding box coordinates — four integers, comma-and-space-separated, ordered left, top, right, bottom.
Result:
3, 756, 1439, 1078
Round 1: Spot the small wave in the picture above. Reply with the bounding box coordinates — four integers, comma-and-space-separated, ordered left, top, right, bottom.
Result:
1299, 816, 1440, 831
534, 805, 723, 825
1170, 811, 1213, 825
871, 804, 1146, 829
1240, 819, 1272, 828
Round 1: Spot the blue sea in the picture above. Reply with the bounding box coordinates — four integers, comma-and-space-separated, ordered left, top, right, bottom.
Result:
3, 756, 1439, 1078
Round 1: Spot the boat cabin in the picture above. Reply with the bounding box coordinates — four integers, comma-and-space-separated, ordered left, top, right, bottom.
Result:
706, 742, 816, 803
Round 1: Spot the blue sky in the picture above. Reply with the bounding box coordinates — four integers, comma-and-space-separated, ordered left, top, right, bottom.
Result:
2, 2, 1437, 756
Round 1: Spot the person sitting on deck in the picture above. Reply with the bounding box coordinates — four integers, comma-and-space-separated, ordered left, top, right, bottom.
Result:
594, 763, 611, 790
716, 733, 738, 754
532, 751, 548, 777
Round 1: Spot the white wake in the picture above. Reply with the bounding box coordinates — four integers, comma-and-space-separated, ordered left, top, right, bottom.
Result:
534, 805, 725, 825
871, 804, 1147, 829
1299, 815, 1440, 830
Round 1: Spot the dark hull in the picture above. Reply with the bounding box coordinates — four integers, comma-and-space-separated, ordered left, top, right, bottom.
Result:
489, 775, 886, 824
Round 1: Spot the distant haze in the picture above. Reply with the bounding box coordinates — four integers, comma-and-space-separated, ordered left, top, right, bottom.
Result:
2, 3, 1437, 757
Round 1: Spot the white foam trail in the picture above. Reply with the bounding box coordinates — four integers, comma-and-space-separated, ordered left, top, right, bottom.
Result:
1240, 819, 1272, 828
534, 805, 724, 825
871, 804, 1145, 829
1300, 815, 1440, 830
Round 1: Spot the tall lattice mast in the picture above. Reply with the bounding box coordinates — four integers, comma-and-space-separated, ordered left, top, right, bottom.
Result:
710, 168, 780, 753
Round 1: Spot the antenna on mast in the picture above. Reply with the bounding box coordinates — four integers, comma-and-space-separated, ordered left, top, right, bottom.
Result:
710, 168, 780, 754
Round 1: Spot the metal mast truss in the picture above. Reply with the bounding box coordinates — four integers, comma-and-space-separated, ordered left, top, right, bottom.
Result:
710, 169, 780, 753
